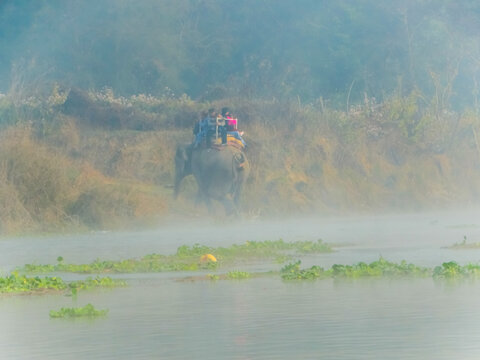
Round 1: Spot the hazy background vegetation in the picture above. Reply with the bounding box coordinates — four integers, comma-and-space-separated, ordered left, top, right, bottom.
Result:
3, 0, 480, 107
1, 0, 480, 234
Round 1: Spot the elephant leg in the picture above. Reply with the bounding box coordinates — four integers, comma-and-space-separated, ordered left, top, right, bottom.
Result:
203, 196, 216, 214
232, 186, 240, 206
194, 177, 212, 212
220, 196, 237, 216
232, 177, 245, 208
194, 190, 204, 207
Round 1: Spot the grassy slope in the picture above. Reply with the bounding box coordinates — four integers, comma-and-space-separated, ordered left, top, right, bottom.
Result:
1, 89, 479, 234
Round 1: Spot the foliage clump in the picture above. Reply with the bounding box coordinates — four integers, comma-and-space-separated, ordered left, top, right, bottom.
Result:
281, 258, 429, 280
175, 239, 332, 261
226, 271, 251, 279
69, 276, 127, 291
280, 261, 326, 280
49, 304, 108, 318
0, 124, 169, 234
0, 272, 125, 295
433, 262, 480, 279
329, 258, 429, 278
0, 272, 66, 293
20, 239, 333, 274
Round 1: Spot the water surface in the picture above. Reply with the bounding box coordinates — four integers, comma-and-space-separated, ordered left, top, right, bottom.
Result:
1, 209, 480, 359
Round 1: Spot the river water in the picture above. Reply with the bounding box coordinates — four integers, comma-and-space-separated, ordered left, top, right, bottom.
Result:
1, 209, 480, 359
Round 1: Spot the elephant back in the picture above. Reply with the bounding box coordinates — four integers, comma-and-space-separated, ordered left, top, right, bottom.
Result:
191, 145, 249, 183
217, 145, 249, 172
209, 133, 246, 151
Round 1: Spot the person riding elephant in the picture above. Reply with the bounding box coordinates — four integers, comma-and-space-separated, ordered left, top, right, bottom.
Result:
193, 108, 216, 148
220, 107, 246, 148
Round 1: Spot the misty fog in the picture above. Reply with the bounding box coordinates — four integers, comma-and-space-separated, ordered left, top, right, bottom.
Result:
2, 1, 480, 359
2, 1, 480, 107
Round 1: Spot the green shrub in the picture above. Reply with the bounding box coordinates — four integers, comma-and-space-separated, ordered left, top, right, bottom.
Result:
49, 304, 108, 318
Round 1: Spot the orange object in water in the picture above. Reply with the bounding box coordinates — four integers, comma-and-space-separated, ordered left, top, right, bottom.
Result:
200, 254, 217, 262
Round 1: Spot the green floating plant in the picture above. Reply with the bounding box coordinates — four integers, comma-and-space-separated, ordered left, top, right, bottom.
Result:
433, 261, 480, 279
68, 276, 127, 292
0, 272, 66, 293
20, 239, 333, 274
281, 258, 430, 280
329, 258, 429, 278
225, 271, 251, 279
0, 272, 126, 294
49, 304, 108, 318
280, 261, 326, 280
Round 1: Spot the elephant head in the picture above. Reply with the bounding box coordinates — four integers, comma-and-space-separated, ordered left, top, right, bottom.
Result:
174, 143, 249, 215
190, 146, 249, 215
174, 144, 192, 198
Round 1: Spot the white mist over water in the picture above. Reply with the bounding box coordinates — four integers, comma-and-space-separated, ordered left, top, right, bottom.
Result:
1, 208, 480, 359
1, 207, 479, 272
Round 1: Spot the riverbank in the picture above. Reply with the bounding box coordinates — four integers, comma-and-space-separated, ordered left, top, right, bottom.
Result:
1, 88, 480, 235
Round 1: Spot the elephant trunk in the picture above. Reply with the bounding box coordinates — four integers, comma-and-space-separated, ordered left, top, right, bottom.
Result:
174, 144, 192, 199
174, 171, 182, 199
174, 166, 188, 199
233, 152, 247, 170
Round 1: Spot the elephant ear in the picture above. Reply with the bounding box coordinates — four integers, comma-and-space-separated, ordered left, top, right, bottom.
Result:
184, 145, 193, 170
175, 145, 192, 174
185, 144, 193, 159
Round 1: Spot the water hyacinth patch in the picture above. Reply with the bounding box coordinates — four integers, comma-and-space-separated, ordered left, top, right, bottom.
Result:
0, 272, 66, 293
0, 272, 126, 295
19, 239, 333, 274
329, 258, 429, 278
21, 254, 202, 274
433, 261, 480, 279
176, 239, 332, 259
69, 276, 127, 290
49, 304, 108, 318
281, 258, 430, 280
226, 271, 251, 279
280, 261, 326, 280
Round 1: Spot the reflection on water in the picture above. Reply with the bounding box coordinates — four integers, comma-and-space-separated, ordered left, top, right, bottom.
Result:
2, 278, 480, 359
1, 209, 480, 359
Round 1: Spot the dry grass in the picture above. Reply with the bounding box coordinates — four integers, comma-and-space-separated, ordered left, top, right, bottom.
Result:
1, 90, 480, 234
0, 126, 170, 234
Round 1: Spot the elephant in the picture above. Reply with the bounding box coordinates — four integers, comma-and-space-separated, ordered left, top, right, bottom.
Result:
174, 144, 250, 215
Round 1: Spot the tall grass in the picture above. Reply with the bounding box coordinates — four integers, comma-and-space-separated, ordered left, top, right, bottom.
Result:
1, 87, 480, 234
0, 125, 169, 234
0, 127, 72, 233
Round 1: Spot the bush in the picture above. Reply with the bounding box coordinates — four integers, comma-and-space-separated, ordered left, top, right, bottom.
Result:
0, 126, 169, 234
0, 127, 72, 232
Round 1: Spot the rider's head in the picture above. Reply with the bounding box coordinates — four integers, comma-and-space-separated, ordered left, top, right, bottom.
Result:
221, 107, 230, 117
208, 108, 216, 117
